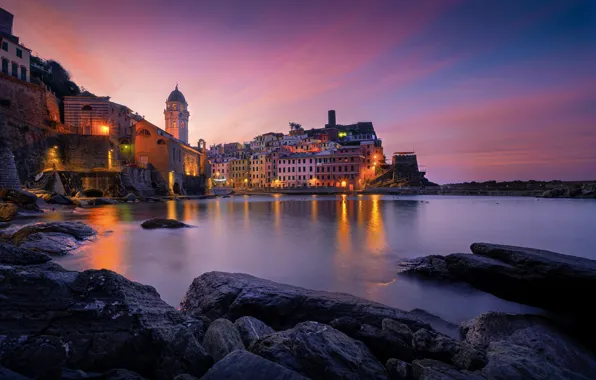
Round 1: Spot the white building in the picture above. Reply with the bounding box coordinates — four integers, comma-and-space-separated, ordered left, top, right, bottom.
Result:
0, 8, 30, 82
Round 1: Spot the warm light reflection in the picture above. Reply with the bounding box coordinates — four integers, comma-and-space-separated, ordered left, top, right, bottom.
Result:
366, 194, 386, 253
86, 206, 124, 272
311, 199, 318, 222
166, 200, 177, 220
336, 195, 351, 254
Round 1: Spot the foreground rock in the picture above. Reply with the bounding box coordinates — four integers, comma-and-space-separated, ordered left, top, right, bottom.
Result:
42, 193, 74, 205
0, 262, 212, 379
141, 218, 191, 229
201, 350, 307, 380
9, 221, 96, 245
202, 318, 245, 362
234, 316, 275, 348
400, 242, 596, 314
463, 312, 596, 379
4, 221, 96, 255
0, 203, 18, 222
0, 242, 51, 265
412, 328, 486, 370
180, 271, 429, 331
251, 321, 388, 380
0, 189, 37, 205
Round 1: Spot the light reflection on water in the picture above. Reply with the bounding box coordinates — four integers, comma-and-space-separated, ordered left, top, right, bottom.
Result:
50, 195, 596, 324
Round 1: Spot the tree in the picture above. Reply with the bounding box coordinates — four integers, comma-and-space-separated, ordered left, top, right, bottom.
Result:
289, 122, 302, 130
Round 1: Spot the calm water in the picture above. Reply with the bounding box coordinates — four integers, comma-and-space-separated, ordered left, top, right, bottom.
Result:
43, 195, 596, 324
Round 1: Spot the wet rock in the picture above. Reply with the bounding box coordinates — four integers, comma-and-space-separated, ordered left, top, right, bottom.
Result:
0, 264, 212, 379
43, 193, 74, 205
408, 309, 459, 340
201, 350, 308, 380
250, 321, 387, 380
234, 316, 275, 348
411, 359, 484, 380
141, 218, 190, 229
0, 203, 18, 222
202, 318, 245, 362
180, 271, 428, 331
19, 232, 80, 255
172, 375, 199, 380
10, 221, 96, 245
412, 329, 486, 371
0, 189, 37, 206
102, 369, 147, 380
385, 358, 411, 380
0, 242, 51, 265
18, 203, 42, 213
462, 312, 596, 379
398, 255, 452, 280
123, 194, 137, 203
94, 198, 120, 206
0, 366, 32, 379
60, 368, 102, 379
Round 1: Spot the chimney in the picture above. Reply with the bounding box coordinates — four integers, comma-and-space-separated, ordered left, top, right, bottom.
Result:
327, 110, 336, 127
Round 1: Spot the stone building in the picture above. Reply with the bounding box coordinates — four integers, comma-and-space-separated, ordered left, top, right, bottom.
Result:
229, 158, 250, 188
164, 85, 190, 144
0, 8, 30, 82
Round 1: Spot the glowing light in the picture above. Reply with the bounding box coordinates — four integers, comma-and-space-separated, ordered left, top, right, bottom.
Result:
101, 126, 110, 135
341, 181, 347, 187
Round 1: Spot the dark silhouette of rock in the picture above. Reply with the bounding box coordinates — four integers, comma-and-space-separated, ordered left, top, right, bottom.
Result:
234, 316, 275, 348
42, 193, 74, 205
330, 317, 413, 363
0, 242, 51, 264
10, 221, 96, 245
0, 366, 31, 379
0, 203, 18, 222
250, 321, 387, 380
201, 350, 308, 380
0, 189, 37, 206
202, 318, 245, 362
94, 198, 120, 206
398, 255, 452, 279
172, 375, 199, 380
411, 359, 483, 380
462, 312, 596, 379
102, 369, 147, 380
180, 272, 428, 332
385, 358, 411, 380
408, 309, 459, 340
123, 194, 137, 203
141, 218, 191, 229
412, 329, 487, 371
0, 264, 212, 379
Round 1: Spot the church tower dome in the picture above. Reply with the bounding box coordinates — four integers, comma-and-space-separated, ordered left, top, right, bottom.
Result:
164, 84, 190, 144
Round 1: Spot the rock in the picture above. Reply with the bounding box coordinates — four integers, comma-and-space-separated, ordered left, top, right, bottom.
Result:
94, 198, 120, 206
0, 366, 31, 379
172, 375, 199, 380
411, 359, 484, 380
234, 316, 275, 348
43, 193, 74, 205
398, 255, 452, 280
18, 203, 42, 213
202, 318, 245, 362
19, 232, 80, 255
73, 199, 90, 208
201, 350, 307, 380
140, 218, 190, 229
462, 312, 596, 379
250, 321, 387, 380
0, 242, 51, 265
412, 329, 486, 371
448, 243, 596, 313
385, 358, 411, 380
102, 369, 147, 380
0, 264, 212, 379
180, 272, 428, 332
0, 189, 37, 206
330, 317, 413, 363
0, 203, 18, 222
60, 368, 102, 379
123, 193, 137, 203
10, 221, 96, 245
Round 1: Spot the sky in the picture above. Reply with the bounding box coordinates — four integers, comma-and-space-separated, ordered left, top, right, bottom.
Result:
4, 0, 596, 183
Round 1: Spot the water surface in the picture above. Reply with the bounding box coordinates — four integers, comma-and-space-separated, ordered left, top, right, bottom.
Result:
46, 195, 596, 324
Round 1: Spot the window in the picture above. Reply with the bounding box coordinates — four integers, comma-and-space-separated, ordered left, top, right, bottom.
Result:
309, 167, 312, 172
157, 139, 166, 145
1, 58, 7, 74
1, 42, 7, 51
20, 67, 26, 81
138, 129, 151, 136
11, 62, 17, 77
16, 48, 22, 58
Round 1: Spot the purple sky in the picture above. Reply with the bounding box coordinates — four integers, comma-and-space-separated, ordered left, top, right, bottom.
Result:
5, 0, 596, 183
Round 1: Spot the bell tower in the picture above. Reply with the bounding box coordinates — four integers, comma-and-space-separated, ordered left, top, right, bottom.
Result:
164, 84, 190, 144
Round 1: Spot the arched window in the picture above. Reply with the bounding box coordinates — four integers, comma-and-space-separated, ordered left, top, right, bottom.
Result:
137, 129, 151, 136
157, 139, 166, 145
120, 139, 130, 145
173, 104, 177, 110
181, 121, 184, 128
82, 105, 92, 111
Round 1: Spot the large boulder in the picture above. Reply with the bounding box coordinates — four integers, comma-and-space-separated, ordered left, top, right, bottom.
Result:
123, 194, 137, 203
398, 255, 452, 280
180, 272, 428, 331
0, 189, 37, 206
0, 366, 31, 380
234, 316, 275, 348
42, 193, 74, 205
201, 350, 308, 380
19, 232, 80, 255
385, 358, 411, 380
141, 218, 191, 229
462, 312, 596, 379
0, 263, 212, 379
412, 329, 487, 371
202, 318, 245, 362
9, 221, 96, 245
411, 359, 485, 380
250, 321, 388, 380
0, 242, 51, 265
0, 203, 18, 222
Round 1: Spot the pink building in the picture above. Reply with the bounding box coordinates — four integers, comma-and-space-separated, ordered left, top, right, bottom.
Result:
276, 153, 317, 188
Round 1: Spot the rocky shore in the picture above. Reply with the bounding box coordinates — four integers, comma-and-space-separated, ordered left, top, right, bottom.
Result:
1, 219, 596, 379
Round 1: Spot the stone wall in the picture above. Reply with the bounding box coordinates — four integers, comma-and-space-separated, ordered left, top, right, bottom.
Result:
0, 143, 21, 190
59, 135, 115, 171
183, 175, 206, 195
